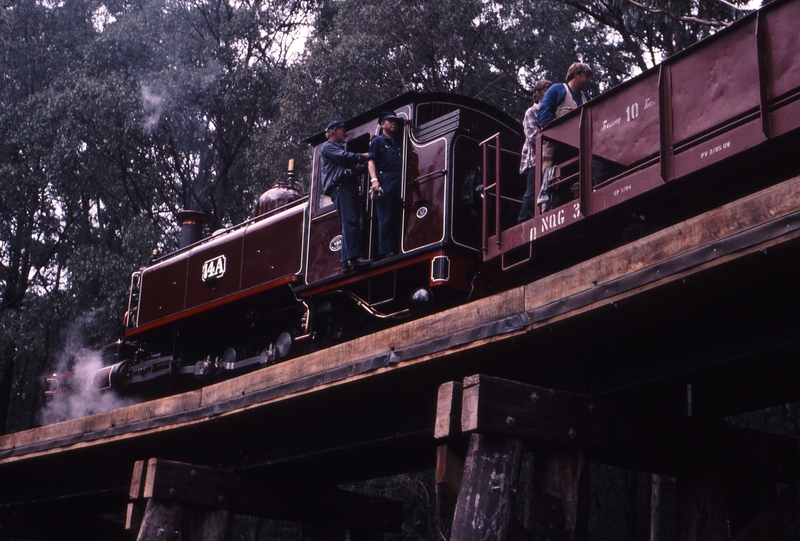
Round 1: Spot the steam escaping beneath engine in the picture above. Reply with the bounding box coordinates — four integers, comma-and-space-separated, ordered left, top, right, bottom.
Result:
39, 346, 135, 425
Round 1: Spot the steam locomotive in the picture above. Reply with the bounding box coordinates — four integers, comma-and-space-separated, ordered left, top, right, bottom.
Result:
47, 94, 522, 398
47, 0, 800, 398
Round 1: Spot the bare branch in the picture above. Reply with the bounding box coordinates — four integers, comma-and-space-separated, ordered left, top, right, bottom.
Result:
624, 0, 728, 27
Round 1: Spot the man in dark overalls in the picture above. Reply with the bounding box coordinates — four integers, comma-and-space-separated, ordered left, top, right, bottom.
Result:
321, 120, 371, 273
368, 111, 403, 259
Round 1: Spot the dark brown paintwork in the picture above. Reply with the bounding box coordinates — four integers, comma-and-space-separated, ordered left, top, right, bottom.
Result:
670, 21, 759, 146
136, 253, 189, 328
403, 137, 447, 251
241, 202, 305, 290
131, 200, 305, 333
764, 0, 800, 138
185, 229, 246, 310
588, 71, 664, 213
591, 72, 660, 169
487, 0, 800, 262
305, 208, 346, 285
669, 18, 766, 178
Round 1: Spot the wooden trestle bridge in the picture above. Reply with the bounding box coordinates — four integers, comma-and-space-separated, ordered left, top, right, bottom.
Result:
3, 174, 800, 540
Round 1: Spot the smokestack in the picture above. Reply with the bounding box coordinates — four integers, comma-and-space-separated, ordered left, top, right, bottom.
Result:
176, 210, 207, 248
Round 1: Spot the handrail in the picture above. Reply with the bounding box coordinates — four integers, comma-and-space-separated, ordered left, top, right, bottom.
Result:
410, 169, 448, 186
481, 135, 494, 253
494, 133, 502, 248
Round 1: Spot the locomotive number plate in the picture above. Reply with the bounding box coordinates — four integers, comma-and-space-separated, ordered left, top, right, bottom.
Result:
202, 255, 227, 282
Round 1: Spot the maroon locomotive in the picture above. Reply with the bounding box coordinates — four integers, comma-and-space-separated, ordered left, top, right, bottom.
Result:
47, 94, 522, 397
47, 0, 800, 398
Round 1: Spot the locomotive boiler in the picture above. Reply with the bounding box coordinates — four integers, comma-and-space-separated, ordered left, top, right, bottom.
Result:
47, 0, 800, 399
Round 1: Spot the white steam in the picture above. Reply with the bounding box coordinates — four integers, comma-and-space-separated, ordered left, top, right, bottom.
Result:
39, 329, 135, 425
141, 83, 169, 134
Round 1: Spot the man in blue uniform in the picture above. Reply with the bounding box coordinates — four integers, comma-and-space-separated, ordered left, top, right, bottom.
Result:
368, 111, 403, 259
321, 120, 371, 273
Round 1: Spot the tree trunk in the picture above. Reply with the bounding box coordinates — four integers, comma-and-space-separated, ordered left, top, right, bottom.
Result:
0, 344, 16, 435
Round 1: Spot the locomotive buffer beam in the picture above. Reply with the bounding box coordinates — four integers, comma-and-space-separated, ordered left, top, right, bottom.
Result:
127, 458, 403, 537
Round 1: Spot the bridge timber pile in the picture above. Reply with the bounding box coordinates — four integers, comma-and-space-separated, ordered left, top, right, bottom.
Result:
3, 174, 800, 540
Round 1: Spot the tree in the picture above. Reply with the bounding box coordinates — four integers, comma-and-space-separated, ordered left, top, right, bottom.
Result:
0, 0, 106, 433
83, 0, 315, 230
542, 0, 755, 72
272, 0, 554, 171
0, 0, 316, 432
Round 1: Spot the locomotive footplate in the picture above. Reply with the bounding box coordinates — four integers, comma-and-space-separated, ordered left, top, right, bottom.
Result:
295, 249, 501, 318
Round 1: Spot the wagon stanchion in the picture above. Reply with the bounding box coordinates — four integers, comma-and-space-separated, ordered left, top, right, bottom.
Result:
480, 133, 501, 255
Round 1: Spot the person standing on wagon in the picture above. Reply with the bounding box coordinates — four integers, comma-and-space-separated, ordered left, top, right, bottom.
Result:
538, 62, 592, 173
537, 62, 593, 209
538, 62, 593, 129
518, 79, 552, 222
321, 120, 372, 273
368, 111, 404, 260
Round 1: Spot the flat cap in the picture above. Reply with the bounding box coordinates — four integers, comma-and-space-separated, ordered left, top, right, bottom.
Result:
378, 111, 401, 123
326, 120, 346, 131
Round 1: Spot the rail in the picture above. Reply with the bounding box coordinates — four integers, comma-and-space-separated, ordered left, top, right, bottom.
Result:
480, 132, 522, 254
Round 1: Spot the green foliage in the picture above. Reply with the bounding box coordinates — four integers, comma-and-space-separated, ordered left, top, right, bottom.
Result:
542, 0, 755, 73
0, 2, 789, 540
0, 0, 313, 433
0, 0, 757, 450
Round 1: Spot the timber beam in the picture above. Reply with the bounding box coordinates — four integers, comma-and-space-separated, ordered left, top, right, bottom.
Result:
439, 375, 800, 541
449, 433, 525, 541
437, 375, 799, 482
127, 458, 403, 536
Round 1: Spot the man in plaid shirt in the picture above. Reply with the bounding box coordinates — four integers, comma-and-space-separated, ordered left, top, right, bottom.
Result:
518, 79, 552, 223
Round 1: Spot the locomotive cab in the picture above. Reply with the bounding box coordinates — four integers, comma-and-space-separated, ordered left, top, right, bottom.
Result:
300, 93, 522, 320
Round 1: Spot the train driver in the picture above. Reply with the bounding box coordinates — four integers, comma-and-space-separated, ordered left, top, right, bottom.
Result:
368, 111, 404, 260
321, 120, 372, 273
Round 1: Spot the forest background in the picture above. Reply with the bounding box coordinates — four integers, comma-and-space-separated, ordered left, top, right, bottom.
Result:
2, 1, 796, 540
